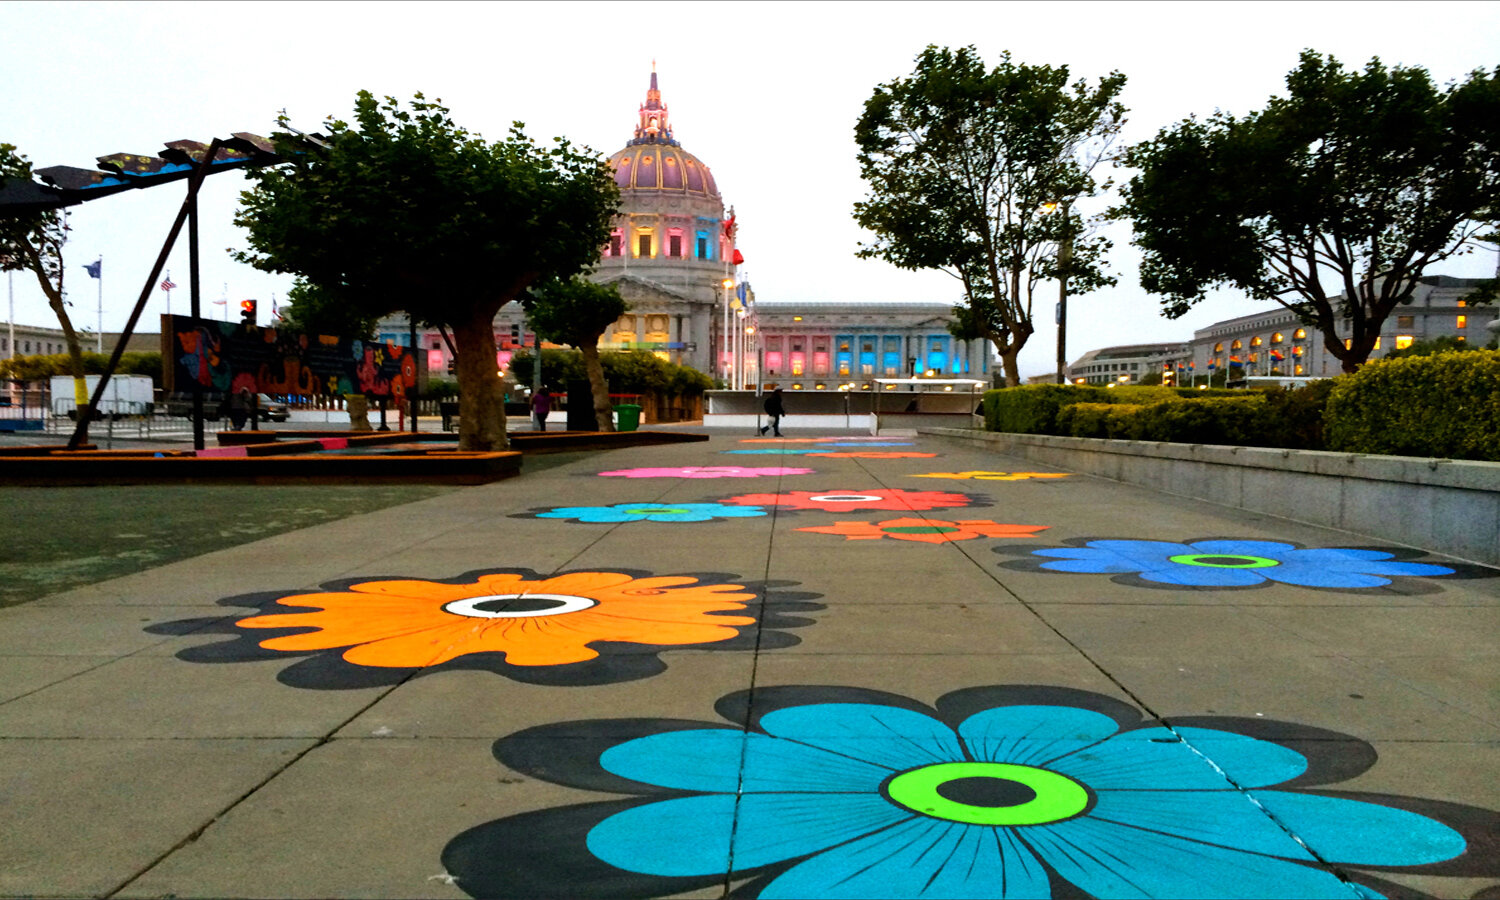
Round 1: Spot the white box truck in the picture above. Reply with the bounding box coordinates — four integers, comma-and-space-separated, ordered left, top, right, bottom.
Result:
50, 375, 155, 419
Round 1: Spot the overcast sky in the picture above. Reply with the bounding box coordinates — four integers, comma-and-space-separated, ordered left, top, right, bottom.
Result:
5, 0, 1498, 377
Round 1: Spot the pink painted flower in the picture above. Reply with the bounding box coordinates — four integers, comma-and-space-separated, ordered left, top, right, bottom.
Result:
599, 466, 815, 479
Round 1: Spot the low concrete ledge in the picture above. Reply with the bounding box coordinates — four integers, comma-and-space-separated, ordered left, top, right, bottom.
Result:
920, 427, 1500, 568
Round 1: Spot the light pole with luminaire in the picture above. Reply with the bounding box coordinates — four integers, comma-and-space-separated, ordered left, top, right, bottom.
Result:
1041, 201, 1073, 385
720, 277, 735, 385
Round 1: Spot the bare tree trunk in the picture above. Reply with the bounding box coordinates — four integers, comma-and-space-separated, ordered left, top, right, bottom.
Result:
452, 307, 508, 451
579, 342, 615, 433
20, 238, 89, 441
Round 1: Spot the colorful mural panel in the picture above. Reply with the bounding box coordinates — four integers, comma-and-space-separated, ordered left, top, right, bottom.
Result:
720, 489, 976, 513
530, 502, 769, 523
796, 518, 1047, 544
441, 685, 1500, 899
911, 471, 1072, 481
167, 314, 416, 398
997, 538, 1461, 591
146, 569, 822, 688
597, 466, 814, 479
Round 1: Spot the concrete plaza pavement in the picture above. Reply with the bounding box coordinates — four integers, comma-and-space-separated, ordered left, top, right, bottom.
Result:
1, 430, 1497, 899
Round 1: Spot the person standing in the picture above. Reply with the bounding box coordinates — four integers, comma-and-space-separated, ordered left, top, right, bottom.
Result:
760, 388, 785, 437
531, 388, 552, 432
228, 387, 252, 430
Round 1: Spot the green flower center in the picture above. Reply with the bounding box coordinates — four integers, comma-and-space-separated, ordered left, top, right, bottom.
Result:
1168, 553, 1280, 569
884, 761, 1090, 826
629, 507, 689, 515
883, 525, 960, 535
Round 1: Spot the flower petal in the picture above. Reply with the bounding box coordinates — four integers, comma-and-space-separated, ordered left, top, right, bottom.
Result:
758, 704, 967, 771
1050, 727, 1307, 790
600, 730, 891, 794
587, 794, 736, 876
1188, 540, 1299, 558
1025, 811, 1360, 898
1086, 789, 1324, 857
761, 818, 1049, 899
1251, 790, 1466, 866
732, 792, 915, 872
958, 705, 1120, 767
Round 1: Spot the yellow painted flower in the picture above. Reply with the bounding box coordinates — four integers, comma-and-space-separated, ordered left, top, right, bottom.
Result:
910, 471, 1071, 481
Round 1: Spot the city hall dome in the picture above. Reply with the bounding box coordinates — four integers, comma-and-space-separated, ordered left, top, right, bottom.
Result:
607, 68, 720, 198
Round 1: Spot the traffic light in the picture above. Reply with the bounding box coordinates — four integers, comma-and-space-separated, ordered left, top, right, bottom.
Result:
240, 299, 257, 326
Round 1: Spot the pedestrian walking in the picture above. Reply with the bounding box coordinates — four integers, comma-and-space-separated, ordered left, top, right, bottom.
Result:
759, 388, 785, 437
228, 387, 252, 430
531, 389, 552, 432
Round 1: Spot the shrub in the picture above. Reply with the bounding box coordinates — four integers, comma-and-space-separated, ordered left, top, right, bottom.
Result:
1325, 350, 1500, 461
983, 384, 1108, 433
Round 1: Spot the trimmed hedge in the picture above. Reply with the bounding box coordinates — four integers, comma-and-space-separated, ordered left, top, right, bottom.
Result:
1326, 350, 1500, 461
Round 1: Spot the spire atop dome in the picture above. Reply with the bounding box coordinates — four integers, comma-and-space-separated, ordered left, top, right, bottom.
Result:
631, 65, 676, 146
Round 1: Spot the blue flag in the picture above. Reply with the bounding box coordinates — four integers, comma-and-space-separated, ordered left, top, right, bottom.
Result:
84, 260, 102, 279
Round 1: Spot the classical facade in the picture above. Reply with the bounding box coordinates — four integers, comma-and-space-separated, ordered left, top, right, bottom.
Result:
753, 301, 990, 390
592, 68, 739, 375
1066, 342, 1191, 386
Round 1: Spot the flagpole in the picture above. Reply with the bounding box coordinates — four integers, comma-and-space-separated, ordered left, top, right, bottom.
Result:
95, 255, 103, 353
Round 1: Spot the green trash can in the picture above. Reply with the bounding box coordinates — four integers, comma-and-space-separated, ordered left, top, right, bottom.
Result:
614, 404, 641, 432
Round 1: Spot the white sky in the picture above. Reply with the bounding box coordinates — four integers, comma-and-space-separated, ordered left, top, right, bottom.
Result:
4, 0, 1498, 378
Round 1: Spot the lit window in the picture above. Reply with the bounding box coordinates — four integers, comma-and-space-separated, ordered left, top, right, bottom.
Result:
1344, 339, 1352, 349
1457, 315, 1467, 329
1293, 328, 1306, 340
1294, 364, 1304, 375
1458, 299, 1467, 308
609, 232, 623, 257
637, 234, 652, 258
1231, 339, 1242, 350
1250, 336, 1262, 347
793, 316, 803, 322
1271, 332, 1283, 343
1395, 335, 1414, 350
1373, 337, 1381, 349
1293, 345, 1303, 357
668, 234, 683, 258
1213, 342, 1223, 353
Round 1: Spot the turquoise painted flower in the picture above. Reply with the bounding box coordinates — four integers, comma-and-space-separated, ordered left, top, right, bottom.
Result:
584, 701, 1465, 898
537, 502, 768, 523
1032, 539, 1454, 588
725, 448, 817, 455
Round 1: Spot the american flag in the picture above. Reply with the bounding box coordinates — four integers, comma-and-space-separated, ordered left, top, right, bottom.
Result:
160, 276, 176, 291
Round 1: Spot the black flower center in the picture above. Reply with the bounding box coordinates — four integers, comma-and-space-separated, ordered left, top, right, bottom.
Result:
935, 776, 1038, 808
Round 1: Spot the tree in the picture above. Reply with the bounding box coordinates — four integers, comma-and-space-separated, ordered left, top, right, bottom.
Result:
277, 279, 378, 340
1116, 51, 1500, 373
0, 143, 93, 437
522, 276, 627, 431
234, 92, 619, 450
854, 46, 1126, 385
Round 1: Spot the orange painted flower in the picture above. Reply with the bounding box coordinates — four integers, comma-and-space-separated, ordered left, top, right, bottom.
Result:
796, 517, 1048, 544
804, 451, 937, 459
236, 571, 757, 668
910, 471, 1071, 481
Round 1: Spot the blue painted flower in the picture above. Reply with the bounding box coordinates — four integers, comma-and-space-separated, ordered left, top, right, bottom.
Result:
725, 448, 816, 455
538, 502, 768, 523
815, 441, 916, 447
1032, 539, 1454, 588
585, 702, 1464, 898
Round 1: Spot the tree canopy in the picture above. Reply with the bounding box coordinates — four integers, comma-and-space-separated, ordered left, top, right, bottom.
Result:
1, 143, 94, 434
522, 276, 628, 431
277, 279, 379, 340
234, 92, 619, 448
854, 46, 1126, 385
1116, 51, 1500, 373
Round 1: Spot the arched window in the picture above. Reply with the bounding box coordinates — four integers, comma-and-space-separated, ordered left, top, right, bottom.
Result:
1231, 339, 1242, 350
1250, 335, 1263, 347
1293, 328, 1306, 340
1271, 332, 1283, 344
1213, 342, 1223, 353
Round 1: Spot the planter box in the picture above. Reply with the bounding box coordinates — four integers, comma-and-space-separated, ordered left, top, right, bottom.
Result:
921, 427, 1500, 568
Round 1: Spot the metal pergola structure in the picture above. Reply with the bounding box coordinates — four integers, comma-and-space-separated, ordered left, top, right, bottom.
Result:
0, 134, 282, 449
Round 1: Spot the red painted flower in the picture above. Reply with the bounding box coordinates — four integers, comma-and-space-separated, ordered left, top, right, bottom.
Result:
797, 517, 1048, 544
720, 489, 971, 512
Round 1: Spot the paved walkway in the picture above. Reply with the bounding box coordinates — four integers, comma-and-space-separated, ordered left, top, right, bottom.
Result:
2, 431, 1497, 899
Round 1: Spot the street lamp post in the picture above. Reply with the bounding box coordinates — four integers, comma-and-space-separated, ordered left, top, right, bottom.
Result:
1049, 201, 1073, 385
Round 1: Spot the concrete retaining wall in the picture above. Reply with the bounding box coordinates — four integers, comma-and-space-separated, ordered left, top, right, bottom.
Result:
921, 427, 1500, 568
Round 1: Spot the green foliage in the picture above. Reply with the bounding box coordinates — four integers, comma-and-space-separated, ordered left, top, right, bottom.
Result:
508, 349, 712, 396
0, 351, 163, 386
854, 46, 1126, 385
1384, 334, 1494, 359
522, 277, 627, 348
1116, 51, 1500, 373
982, 384, 1107, 433
1325, 350, 1500, 460
423, 378, 460, 400
278, 280, 378, 340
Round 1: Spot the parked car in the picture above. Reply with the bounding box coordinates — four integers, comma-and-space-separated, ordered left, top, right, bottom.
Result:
163, 392, 288, 422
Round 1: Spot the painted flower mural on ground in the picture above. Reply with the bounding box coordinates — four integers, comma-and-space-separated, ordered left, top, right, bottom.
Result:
443, 686, 1496, 899
721, 489, 973, 513
804, 451, 937, 459
724, 448, 823, 455
235, 571, 758, 668
597, 466, 814, 479
911, 470, 1071, 481
1027, 539, 1455, 588
798, 517, 1047, 544
535, 502, 768, 523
